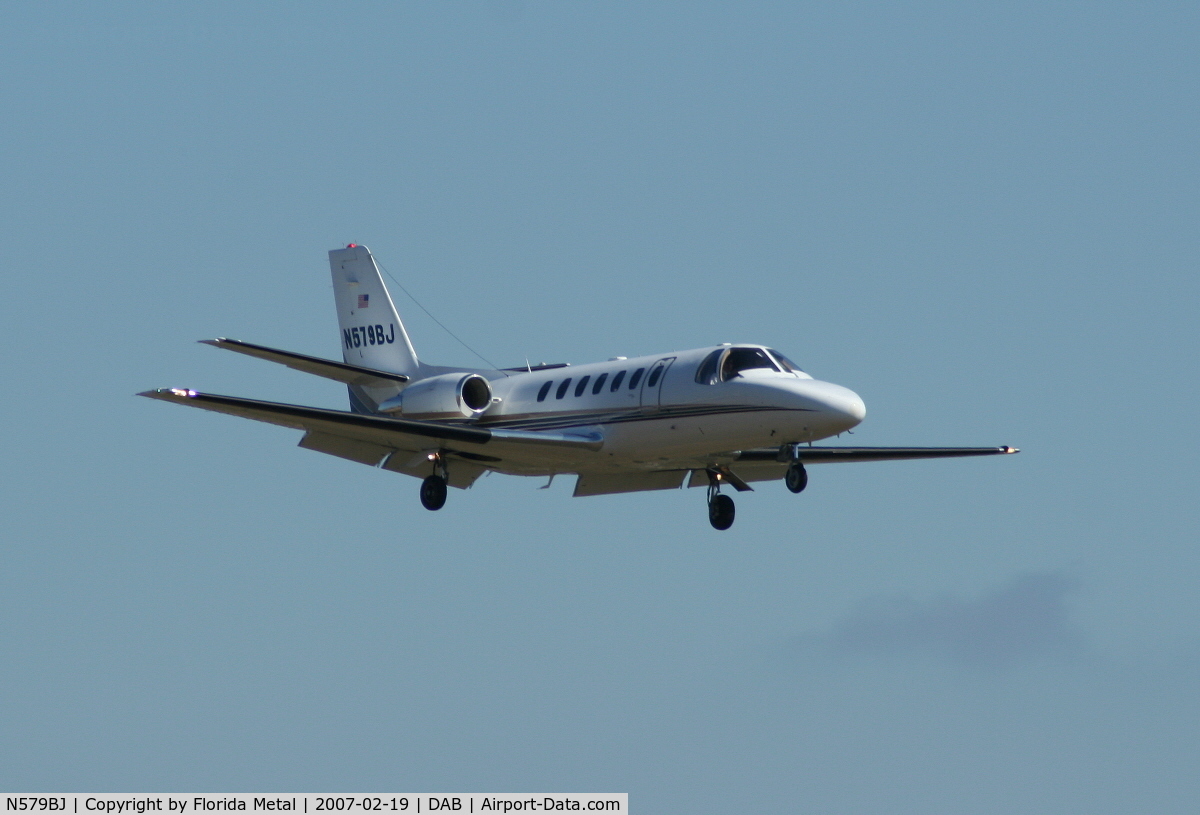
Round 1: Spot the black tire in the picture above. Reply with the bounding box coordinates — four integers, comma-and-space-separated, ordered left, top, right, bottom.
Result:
708, 494, 735, 530
785, 463, 808, 494
420, 475, 448, 511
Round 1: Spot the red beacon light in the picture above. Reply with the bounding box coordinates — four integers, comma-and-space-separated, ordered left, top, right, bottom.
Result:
346, 243, 357, 248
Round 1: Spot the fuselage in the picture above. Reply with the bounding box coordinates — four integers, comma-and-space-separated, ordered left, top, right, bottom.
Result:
468, 344, 866, 472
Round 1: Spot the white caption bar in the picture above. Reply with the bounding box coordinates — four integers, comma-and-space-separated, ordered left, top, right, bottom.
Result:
2, 796, 627, 815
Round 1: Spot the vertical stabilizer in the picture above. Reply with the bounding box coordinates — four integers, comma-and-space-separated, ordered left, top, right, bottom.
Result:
329, 244, 420, 378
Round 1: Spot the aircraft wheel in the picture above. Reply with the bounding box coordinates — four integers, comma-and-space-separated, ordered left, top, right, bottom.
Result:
420, 475, 447, 511
785, 462, 808, 494
708, 494, 735, 530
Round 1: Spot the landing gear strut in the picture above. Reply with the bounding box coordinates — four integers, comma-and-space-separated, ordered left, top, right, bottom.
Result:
706, 473, 735, 530
780, 443, 808, 494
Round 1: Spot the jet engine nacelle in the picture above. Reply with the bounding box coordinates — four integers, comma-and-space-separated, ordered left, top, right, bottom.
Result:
378, 373, 493, 420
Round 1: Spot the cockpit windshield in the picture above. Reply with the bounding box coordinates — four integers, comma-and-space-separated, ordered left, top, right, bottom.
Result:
721, 347, 778, 379
766, 348, 804, 373
695, 346, 788, 384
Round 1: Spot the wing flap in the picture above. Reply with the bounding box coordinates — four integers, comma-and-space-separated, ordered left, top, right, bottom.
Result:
574, 470, 687, 496
382, 452, 487, 489
685, 467, 759, 490
298, 431, 394, 466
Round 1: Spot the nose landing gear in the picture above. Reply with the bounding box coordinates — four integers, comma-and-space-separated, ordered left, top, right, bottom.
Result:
779, 443, 809, 494
785, 462, 808, 493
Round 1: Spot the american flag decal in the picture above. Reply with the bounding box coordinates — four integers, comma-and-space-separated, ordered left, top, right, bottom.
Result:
357, 294, 369, 309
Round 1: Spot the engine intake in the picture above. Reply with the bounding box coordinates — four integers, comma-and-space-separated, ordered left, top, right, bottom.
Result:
378, 373, 493, 420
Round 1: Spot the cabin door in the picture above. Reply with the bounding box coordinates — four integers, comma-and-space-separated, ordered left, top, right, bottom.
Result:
639, 357, 676, 410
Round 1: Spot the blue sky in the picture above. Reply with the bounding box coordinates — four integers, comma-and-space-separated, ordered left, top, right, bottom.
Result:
2, 2, 1198, 812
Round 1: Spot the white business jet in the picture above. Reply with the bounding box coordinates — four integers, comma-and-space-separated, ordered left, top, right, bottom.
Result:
142, 244, 1017, 530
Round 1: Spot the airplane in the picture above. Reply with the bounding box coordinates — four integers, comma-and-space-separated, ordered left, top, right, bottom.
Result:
141, 244, 1018, 530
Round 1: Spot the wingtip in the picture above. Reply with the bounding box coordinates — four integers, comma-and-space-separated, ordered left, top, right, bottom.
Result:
1002, 446, 1020, 454
198, 338, 226, 346
138, 387, 199, 399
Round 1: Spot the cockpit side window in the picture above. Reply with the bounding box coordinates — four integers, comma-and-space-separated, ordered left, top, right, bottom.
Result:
695, 349, 723, 385
720, 347, 778, 380
766, 348, 804, 373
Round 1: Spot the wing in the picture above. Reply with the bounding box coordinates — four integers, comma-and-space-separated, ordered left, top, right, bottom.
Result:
675, 445, 1020, 487
139, 388, 602, 487
737, 446, 1019, 464
200, 338, 411, 388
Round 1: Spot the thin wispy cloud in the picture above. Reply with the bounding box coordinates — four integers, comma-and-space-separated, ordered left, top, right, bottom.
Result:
809, 570, 1090, 669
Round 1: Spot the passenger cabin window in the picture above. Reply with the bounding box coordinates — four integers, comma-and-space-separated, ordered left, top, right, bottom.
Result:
592, 372, 608, 394
574, 376, 590, 397
537, 381, 553, 402
628, 368, 645, 389
720, 347, 778, 380
610, 370, 626, 391
646, 366, 663, 388
556, 379, 572, 399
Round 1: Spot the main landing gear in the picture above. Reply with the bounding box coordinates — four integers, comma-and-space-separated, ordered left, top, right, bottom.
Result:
419, 452, 448, 511
707, 473, 736, 531
420, 475, 447, 510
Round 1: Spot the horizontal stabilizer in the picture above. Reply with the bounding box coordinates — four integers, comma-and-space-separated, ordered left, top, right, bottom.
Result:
201, 338, 410, 387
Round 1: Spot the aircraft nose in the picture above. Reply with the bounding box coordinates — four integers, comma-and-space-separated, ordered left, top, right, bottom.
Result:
839, 389, 867, 424
805, 382, 866, 430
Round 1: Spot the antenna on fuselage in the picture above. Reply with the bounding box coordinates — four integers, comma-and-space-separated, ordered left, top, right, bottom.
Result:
375, 256, 508, 375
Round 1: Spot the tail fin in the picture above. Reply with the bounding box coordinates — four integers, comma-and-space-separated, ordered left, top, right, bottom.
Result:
329, 244, 420, 378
